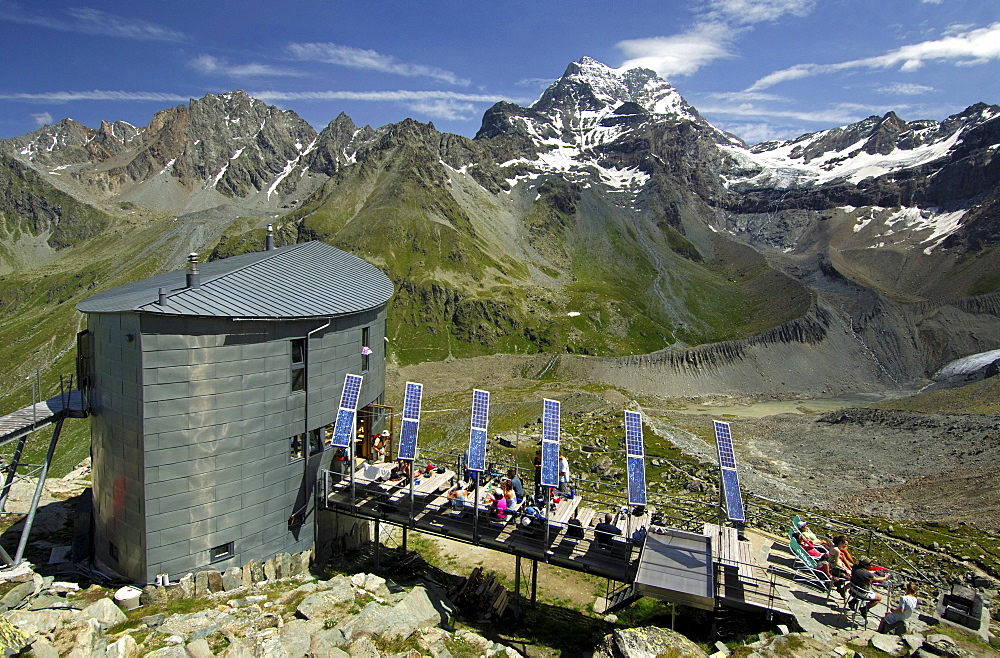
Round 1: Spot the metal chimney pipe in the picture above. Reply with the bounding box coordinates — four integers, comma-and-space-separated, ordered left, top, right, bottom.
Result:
186, 253, 200, 289
158, 287, 167, 305
266, 224, 274, 251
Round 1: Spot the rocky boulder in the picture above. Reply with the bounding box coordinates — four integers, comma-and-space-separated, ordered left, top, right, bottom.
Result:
593, 626, 709, 658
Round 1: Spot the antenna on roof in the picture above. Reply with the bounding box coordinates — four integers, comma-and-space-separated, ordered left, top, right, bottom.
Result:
266, 224, 274, 251
186, 253, 200, 289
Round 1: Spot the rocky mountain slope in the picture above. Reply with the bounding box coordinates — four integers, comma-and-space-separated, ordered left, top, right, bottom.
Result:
2, 57, 1000, 399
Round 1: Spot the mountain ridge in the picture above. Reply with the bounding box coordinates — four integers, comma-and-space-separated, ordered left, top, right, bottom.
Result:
2, 56, 1000, 399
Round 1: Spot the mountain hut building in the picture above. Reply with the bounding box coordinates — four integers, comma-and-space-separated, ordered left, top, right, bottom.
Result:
75, 240, 393, 583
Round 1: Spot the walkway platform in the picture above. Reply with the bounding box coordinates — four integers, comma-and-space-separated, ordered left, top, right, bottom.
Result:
0, 390, 85, 446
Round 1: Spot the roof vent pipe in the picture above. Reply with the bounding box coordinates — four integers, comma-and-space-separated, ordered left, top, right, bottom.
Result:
158, 288, 167, 306
186, 253, 200, 289
266, 224, 274, 251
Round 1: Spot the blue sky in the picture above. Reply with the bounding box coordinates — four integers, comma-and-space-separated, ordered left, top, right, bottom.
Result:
1, 0, 998, 144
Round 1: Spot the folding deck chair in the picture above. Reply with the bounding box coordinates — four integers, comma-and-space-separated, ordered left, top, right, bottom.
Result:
787, 530, 833, 595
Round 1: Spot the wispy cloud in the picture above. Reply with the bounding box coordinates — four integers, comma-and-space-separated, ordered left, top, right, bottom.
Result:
407, 100, 477, 121
697, 101, 870, 125
616, 1, 816, 79
748, 22, 1000, 90
189, 55, 307, 79
0, 2, 186, 41
30, 111, 52, 128
877, 82, 936, 96
0, 90, 189, 103
700, 0, 816, 26
287, 42, 469, 86
618, 22, 736, 78
251, 90, 522, 104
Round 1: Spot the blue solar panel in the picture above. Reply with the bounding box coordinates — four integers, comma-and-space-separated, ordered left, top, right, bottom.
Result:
471, 389, 490, 430
396, 382, 423, 462
398, 419, 419, 461
330, 408, 356, 448
714, 420, 737, 469
340, 374, 363, 411
542, 399, 560, 442
402, 382, 423, 421
627, 455, 647, 506
721, 468, 746, 522
540, 440, 559, 487
624, 410, 644, 457
467, 428, 488, 472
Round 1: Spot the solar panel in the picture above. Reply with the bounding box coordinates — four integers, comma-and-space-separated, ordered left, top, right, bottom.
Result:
714, 420, 736, 469
540, 440, 560, 488
330, 408, 355, 448
396, 382, 423, 462
467, 428, 488, 472
329, 374, 364, 448
402, 381, 423, 421
627, 456, 647, 506
624, 410, 644, 456
471, 389, 490, 430
542, 399, 560, 442
721, 469, 746, 523
713, 420, 746, 522
398, 419, 419, 461
341, 374, 363, 411
623, 410, 647, 505
465, 389, 490, 472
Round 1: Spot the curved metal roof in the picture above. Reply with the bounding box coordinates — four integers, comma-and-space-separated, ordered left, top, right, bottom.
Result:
77, 241, 394, 319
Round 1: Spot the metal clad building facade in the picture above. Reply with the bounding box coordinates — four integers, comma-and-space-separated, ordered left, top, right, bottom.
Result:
79, 242, 393, 583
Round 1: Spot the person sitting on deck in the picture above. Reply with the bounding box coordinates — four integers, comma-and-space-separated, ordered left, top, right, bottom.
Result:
793, 530, 829, 560
824, 535, 852, 593
500, 479, 518, 513
849, 557, 888, 617
795, 519, 829, 547
393, 459, 411, 482
488, 488, 508, 521
507, 469, 525, 504
594, 513, 622, 547
878, 582, 919, 634
446, 481, 469, 513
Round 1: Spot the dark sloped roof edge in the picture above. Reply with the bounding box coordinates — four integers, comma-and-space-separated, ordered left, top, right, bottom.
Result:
77, 241, 394, 318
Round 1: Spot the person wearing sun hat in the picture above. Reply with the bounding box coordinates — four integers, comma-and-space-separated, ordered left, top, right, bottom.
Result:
796, 519, 829, 546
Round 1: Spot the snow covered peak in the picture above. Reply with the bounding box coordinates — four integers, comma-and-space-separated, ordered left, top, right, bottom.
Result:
534, 56, 698, 122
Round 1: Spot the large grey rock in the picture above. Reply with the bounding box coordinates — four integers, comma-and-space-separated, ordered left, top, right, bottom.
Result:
222, 566, 243, 591
106, 634, 140, 658
28, 637, 60, 658
5, 608, 70, 635
184, 638, 214, 658
347, 636, 381, 658
140, 584, 168, 606
144, 646, 188, 658
0, 580, 34, 611
178, 573, 195, 599
870, 633, 903, 655
592, 627, 709, 658
81, 596, 127, 627
263, 557, 278, 581
156, 609, 234, 642
205, 570, 225, 593
65, 619, 108, 658
296, 579, 355, 619
342, 586, 451, 642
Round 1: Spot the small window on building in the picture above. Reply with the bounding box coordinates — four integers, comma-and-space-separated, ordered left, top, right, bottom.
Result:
291, 338, 306, 392
108, 541, 119, 563
290, 434, 304, 461
210, 542, 234, 563
361, 326, 371, 372
308, 428, 323, 457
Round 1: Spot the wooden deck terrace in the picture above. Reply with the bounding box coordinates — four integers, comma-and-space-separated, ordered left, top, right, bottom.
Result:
0, 390, 85, 446
704, 523, 791, 616
321, 465, 643, 583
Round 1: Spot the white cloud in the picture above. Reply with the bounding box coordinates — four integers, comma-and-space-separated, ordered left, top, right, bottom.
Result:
30, 111, 52, 127
0, 90, 189, 103
189, 55, 306, 79
251, 89, 522, 104
877, 82, 935, 95
921, 0, 943, 4
717, 121, 800, 143
748, 22, 1000, 90
701, 0, 816, 26
617, 22, 736, 78
287, 42, 469, 86
697, 101, 867, 125
406, 99, 477, 121
0, 2, 186, 41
